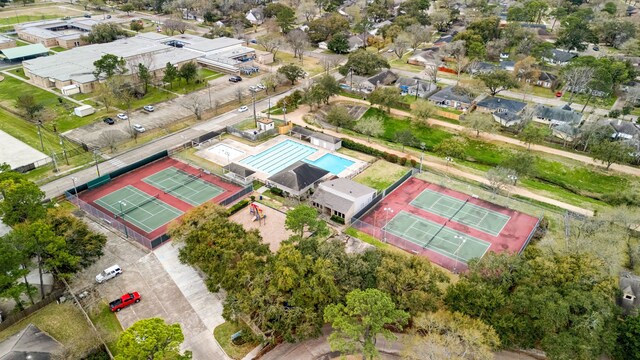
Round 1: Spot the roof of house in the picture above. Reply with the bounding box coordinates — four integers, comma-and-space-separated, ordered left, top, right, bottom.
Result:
470, 61, 498, 73
534, 104, 582, 123
538, 71, 557, 82
609, 119, 640, 136
477, 96, 526, 113
548, 49, 577, 63
367, 69, 398, 86
429, 86, 473, 104
348, 35, 364, 49
320, 178, 376, 198
553, 122, 580, 136
408, 49, 438, 63
396, 76, 437, 92
0, 323, 63, 360
0, 44, 49, 61
291, 126, 341, 144
223, 163, 255, 177
499, 60, 515, 69
434, 34, 453, 45
267, 161, 329, 191
494, 110, 521, 123
619, 272, 640, 314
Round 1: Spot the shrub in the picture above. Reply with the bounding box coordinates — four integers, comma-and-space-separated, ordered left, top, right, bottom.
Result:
331, 215, 346, 224
608, 110, 621, 118
270, 187, 284, 196
276, 90, 303, 111
398, 157, 408, 166
341, 138, 385, 157
229, 199, 250, 215
385, 153, 398, 163
410, 159, 417, 167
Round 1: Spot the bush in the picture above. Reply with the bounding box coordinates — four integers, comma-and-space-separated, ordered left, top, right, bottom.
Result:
385, 153, 398, 163
229, 199, 250, 215
276, 90, 303, 112
341, 138, 385, 157
398, 157, 408, 166
331, 215, 346, 224
410, 159, 418, 167
270, 187, 284, 196
608, 110, 621, 118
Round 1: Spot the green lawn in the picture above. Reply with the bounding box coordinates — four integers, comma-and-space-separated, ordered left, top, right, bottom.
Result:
0, 14, 59, 26
15, 40, 31, 47
200, 68, 222, 79
9, 67, 28, 79
353, 160, 408, 191
213, 321, 259, 359
0, 108, 65, 153
389, 53, 421, 73
50, 46, 68, 52
166, 79, 207, 95
118, 86, 177, 110
0, 302, 101, 358
0, 75, 74, 120
89, 302, 123, 355
561, 92, 617, 109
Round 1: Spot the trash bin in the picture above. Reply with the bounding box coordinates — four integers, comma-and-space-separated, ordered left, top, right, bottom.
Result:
259, 195, 263, 200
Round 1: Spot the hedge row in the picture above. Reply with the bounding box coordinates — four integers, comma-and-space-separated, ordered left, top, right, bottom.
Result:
229, 199, 250, 215
341, 139, 417, 167
330, 215, 345, 224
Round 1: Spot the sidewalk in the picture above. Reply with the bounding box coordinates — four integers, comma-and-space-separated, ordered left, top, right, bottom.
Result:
286, 106, 593, 216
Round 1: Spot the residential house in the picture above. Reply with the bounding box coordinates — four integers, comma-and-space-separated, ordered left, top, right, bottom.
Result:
245, 8, 264, 25
476, 96, 527, 126
536, 71, 558, 89
499, 60, 515, 71
348, 35, 365, 52
467, 61, 498, 75
434, 34, 454, 46
542, 49, 577, 66
533, 104, 582, 126
552, 123, 580, 143
369, 20, 392, 36
0, 323, 63, 359
407, 48, 440, 67
499, 52, 510, 59
310, 178, 377, 222
609, 119, 640, 140
342, 69, 398, 93
396, 76, 438, 98
267, 161, 330, 199
494, 110, 523, 127
619, 272, 640, 315
429, 86, 474, 110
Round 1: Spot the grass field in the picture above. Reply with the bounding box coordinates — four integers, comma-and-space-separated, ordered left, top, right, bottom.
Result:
213, 321, 258, 359
50, 46, 68, 52
0, 302, 101, 358
89, 302, 123, 355
118, 86, 177, 110
0, 14, 59, 24
353, 160, 408, 191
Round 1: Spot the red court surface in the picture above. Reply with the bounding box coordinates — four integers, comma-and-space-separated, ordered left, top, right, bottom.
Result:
354, 177, 540, 272
78, 157, 244, 241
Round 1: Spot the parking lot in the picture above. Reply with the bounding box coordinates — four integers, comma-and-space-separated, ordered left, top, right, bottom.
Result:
72, 216, 230, 359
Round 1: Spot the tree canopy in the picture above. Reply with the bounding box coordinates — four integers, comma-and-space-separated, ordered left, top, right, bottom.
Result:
339, 50, 390, 76
115, 318, 191, 360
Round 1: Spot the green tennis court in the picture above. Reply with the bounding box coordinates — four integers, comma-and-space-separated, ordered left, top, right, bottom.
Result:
410, 189, 511, 236
94, 186, 183, 233
143, 167, 224, 206
384, 211, 491, 263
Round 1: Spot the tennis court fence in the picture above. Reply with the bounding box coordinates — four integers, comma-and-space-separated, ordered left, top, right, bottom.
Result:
66, 191, 154, 249
220, 184, 253, 206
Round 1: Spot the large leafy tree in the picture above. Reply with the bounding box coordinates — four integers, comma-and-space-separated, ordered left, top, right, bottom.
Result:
616, 314, 640, 360
277, 64, 306, 85
284, 204, 327, 237
324, 288, 409, 359
445, 252, 618, 360
15, 95, 44, 123
307, 14, 350, 43
163, 62, 179, 88
0, 178, 46, 226
368, 87, 401, 113
354, 115, 384, 142
460, 111, 498, 137
339, 49, 390, 76
178, 62, 198, 84
83, 23, 127, 44
0, 236, 32, 310
137, 63, 152, 94
477, 70, 519, 96
325, 105, 355, 130
556, 12, 596, 51
328, 33, 350, 54
590, 139, 634, 170
93, 54, 127, 79
115, 318, 191, 360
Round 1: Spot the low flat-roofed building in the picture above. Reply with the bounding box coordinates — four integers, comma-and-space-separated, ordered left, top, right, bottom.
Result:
1, 44, 49, 63
0, 35, 16, 50
15, 18, 100, 49
311, 178, 376, 222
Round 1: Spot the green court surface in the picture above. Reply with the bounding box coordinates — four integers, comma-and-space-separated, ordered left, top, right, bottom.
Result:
384, 211, 491, 263
410, 189, 510, 237
94, 186, 183, 233
143, 167, 224, 206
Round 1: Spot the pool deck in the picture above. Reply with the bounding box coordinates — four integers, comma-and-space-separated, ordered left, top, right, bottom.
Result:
194, 136, 367, 182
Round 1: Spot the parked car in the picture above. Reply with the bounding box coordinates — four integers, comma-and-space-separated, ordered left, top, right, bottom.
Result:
132, 124, 146, 133
96, 265, 122, 283
238, 106, 249, 112
116, 113, 128, 120
84, 13, 91, 18
555, 91, 563, 97
229, 76, 242, 82
593, 46, 599, 51
249, 85, 258, 92
256, 83, 266, 90
103, 117, 115, 125
143, 105, 155, 112
250, 39, 257, 44
110, 292, 141, 312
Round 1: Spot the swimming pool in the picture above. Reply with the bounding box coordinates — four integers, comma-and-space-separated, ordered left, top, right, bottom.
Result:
240, 140, 317, 175
305, 154, 354, 175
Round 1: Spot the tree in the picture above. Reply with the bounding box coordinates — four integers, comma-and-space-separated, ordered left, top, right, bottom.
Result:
15, 94, 44, 122
412, 99, 436, 128
328, 33, 350, 54
594, 20, 637, 49
277, 63, 305, 85
477, 70, 519, 96
485, 166, 516, 194
444, 40, 468, 79
83, 23, 127, 44
556, 14, 596, 52
304, 74, 341, 109
137, 63, 151, 94
324, 289, 410, 360
430, 9, 451, 32
259, 34, 285, 61
286, 29, 308, 61
93, 54, 127, 79
181, 94, 205, 120
0, 236, 32, 310
163, 19, 188, 35
178, 62, 198, 84
325, 105, 355, 130
0, 178, 46, 226
433, 137, 467, 159
501, 151, 535, 184
520, 122, 549, 150
354, 115, 384, 142
513, 56, 540, 85
285, 205, 326, 237
339, 50, 390, 76
394, 130, 417, 151
591, 139, 633, 170
120, 3, 135, 14
392, 33, 411, 59
561, 66, 595, 103
115, 318, 191, 360
262, 73, 285, 94
368, 87, 401, 113
405, 24, 432, 51
460, 111, 498, 137
130, 20, 144, 32
616, 314, 640, 360
163, 62, 179, 88
308, 13, 350, 43
265, 3, 296, 33
403, 310, 500, 360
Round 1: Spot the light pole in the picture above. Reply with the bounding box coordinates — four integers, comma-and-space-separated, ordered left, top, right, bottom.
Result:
419, 142, 425, 173
59, 135, 69, 165
71, 177, 78, 202
453, 235, 467, 273
118, 201, 129, 239
383, 207, 394, 242
252, 90, 257, 127
207, 81, 212, 108
37, 121, 44, 151
93, 150, 101, 176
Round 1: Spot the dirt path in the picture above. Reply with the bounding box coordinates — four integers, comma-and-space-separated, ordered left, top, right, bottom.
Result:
332, 96, 640, 177
287, 106, 593, 216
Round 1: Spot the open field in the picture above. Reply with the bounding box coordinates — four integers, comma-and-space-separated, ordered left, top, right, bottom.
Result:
0, 5, 85, 22
353, 160, 408, 191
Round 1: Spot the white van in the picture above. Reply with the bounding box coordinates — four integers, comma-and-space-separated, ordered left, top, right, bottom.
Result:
96, 265, 122, 283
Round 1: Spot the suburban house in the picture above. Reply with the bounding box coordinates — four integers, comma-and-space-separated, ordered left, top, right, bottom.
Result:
542, 49, 577, 66
434, 34, 454, 46
467, 61, 498, 75
0, 323, 63, 359
619, 272, 640, 315
476, 96, 527, 127
396, 76, 438, 98
342, 69, 398, 93
22, 34, 270, 93
429, 86, 475, 110
267, 162, 330, 199
499, 60, 515, 71
552, 122, 580, 143
608, 119, 640, 140
533, 104, 583, 126
407, 48, 440, 67
245, 8, 264, 25
536, 71, 558, 89
311, 178, 377, 223
291, 126, 342, 151
14, 18, 102, 49
348, 35, 366, 52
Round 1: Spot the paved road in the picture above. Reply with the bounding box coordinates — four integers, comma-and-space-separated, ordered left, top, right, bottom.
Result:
41, 91, 290, 199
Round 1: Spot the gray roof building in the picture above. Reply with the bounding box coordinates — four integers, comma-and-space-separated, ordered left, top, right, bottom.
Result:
619, 272, 640, 315
291, 126, 340, 144
311, 178, 377, 222
267, 161, 329, 197
544, 49, 577, 64
534, 104, 582, 124
468, 61, 498, 74
429, 86, 474, 106
0, 323, 63, 360
476, 96, 526, 113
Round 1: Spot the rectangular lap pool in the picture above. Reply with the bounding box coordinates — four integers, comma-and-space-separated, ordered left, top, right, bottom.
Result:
305, 154, 354, 175
240, 140, 317, 175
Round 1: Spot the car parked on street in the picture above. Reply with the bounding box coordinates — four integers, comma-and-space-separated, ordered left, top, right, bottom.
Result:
238, 106, 249, 112
249, 85, 258, 92
555, 91, 563, 97
103, 117, 115, 125
117, 113, 128, 120
96, 265, 122, 283
256, 83, 266, 90
229, 76, 242, 82
143, 105, 155, 112
132, 124, 146, 133
110, 292, 141, 312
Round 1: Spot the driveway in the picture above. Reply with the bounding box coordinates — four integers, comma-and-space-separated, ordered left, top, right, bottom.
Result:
71, 217, 229, 359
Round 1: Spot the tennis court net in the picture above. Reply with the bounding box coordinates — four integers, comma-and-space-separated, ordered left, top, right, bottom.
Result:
118, 194, 160, 216
164, 173, 202, 195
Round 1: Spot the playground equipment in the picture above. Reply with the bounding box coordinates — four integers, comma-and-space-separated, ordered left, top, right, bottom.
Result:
249, 202, 266, 225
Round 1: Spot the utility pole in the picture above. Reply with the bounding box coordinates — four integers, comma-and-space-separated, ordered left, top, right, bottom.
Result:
93, 150, 101, 176
252, 90, 257, 127
37, 121, 44, 151
59, 135, 69, 165
118, 201, 129, 239
51, 152, 58, 173
207, 81, 212, 108
414, 77, 421, 100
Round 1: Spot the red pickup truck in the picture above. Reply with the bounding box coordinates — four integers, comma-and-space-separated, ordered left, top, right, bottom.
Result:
109, 292, 141, 312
